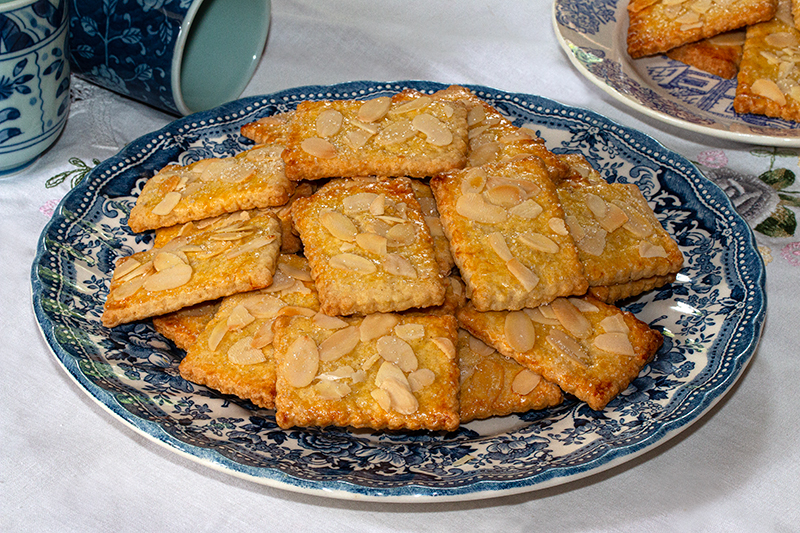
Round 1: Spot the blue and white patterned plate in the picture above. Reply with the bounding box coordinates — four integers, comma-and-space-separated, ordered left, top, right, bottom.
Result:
31, 81, 766, 502
553, 0, 800, 146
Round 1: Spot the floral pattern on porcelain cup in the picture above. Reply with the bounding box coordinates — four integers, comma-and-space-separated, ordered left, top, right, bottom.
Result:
0, 0, 70, 175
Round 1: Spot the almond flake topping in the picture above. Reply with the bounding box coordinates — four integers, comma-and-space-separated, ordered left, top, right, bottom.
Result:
600, 313, 629, 334
510, 199, 543, 219
358, 96, 392, 123
318, 325, 360, 362
360, 313, 400, 342
374, 119, 416, 146
313, 380, 352, 400
505, 310, 536, 352
551, 297, 592, 339
511, 369, 541, 395
467, 105, 486, 126
345, 129, 372, 149
319, 210, 357, 242
315, 108, 344, 138
113, 275, 146, 300
639, 241, 668, 258
114, 257, 142, 280
622, 208, 653, 238
548, 217, 569, 235
251, 319, 276, 349
394, 323, 425, 341
484, 183, 524, 207
519, 232, 559, 254
343, 192, 379, 215
393, 96, 432, 114
506, 258, 539, 291
386, 223, 416, 247
408, 368, 436, 392
356, 232, 388, 256
377, 335, 418, 372
380, 378, 419, 414
594, 332, 635, 356
207, 321, 228, 351
524, 306, 560, 326
227, 336, 266, 365
151, 191, 182, 216
278, 261, 313, 282
468, 142, 501, 167
597, 203, 629, 232
301, 137, 337, 159
461, 168, 487, 194
382, 253, 417, 277
487, 232, 514, 261
456, 193, 508, 224
468, 334, 496, 356
751, 78, 787, 106
370, 388, 392, 411
285, 335, 319, 387
142, 262, 192, 292
412, 113, 453, 146
432, 336, 456, 360
313, 312, 349, 330
329, 253, 377, 274
546, 330, 591, 367
226, 304, 256, 329
568, 298, 600, 313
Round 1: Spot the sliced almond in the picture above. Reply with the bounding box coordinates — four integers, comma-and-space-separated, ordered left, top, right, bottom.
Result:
226, 304, 255, 330
594, 332, 635, 356
765, 32, 798, 49
224, 235, 277, 259
597, 202, 629, 232
319, 210, 357, 242
485, 183, 524, 208
315, 108, 343, 137
506, 258, 539, 291
577, 228, 607, 256
284, 335, 319, 387
569, 298, 600, 314
251, 319, 276, 349
432, 336, 456, 360
313, 379, 352, 400
318, 325, 360, 362
300, 137, 337, 159
360, 313, 400, 342
142, 263, 193, 291
207, 320, 228, 351
393, 96, 432, 114
600, 313, 630, 334
356, 232, 388, 256
468, 142, 501, 167
523, 306, 560, 326
639, 241, 668, 258
112, 275, 145, 300
394, 323, 425, 341
382, 253, 417, 278
548, 217, 569, 235
242, 294, 286, 319
622, 207, 653, 238
509, 199, 543, 219
408, 368, 436, 392
586, 193, 608, 220
511, 369, 541, 395
551, 298, 592, 339
374, 360, 409, 388
114, 257, 142, 280
386, 223, 416, 247
376, 335, 418, 372
504, 310, 536, 352
487, 232, 514, 261
519, 232, 559, 254
456, 193, 508, 224
374, 119, 416, 146
371, 388, 392, 411
369, 194, 386, 216
151, 191, 182, 216
546, 330, 591, 367
313, 313, 349, 330
227, 336, 266, 365
467, 105, 486, 126
380, 377, 419, 415
344, 129, 372, 149
751, 78, 787, 106
461, 168, 487, 194
278, 261, 313, 282
468, 334, 496, 356
412, 113, 453, 146
329, 253, 376, 274
343, 192, 379, 215
358, 96, 392, 122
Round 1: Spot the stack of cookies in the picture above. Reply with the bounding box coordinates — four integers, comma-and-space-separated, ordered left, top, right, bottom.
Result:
628, 0, 800, 123
102, 86, 682, 432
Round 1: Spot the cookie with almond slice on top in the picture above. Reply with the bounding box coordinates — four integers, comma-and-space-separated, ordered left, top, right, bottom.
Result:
178, 254, 320, 410
102, 209, 281, 328
128, 143, 294, 233
291, 176, 446, 316
431, 157, 587, 312
457, 295, 663, 411
272, 311, 460, 431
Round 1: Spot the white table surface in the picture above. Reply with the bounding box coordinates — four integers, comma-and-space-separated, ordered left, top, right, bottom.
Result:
2, 1, 799, 531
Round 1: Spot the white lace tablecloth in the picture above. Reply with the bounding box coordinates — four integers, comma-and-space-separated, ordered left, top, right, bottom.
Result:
2, 2, 798, 531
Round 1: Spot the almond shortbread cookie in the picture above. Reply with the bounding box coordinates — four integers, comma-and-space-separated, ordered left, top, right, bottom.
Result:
240, 111, 293, 145
588, 273, 678, 303
458, 330, 563, 422
627, 0, 777, 59
281, 92, 469, 181
557, 181, 684, 287
291, 177, 446, 316
458, 296, 663, 411
733, 0, 800, 121
128, 144, 294, 232
102, 210, 281, 327
431, 157, 587, 312
178, 254, 320, 409
273, 312, 460, 431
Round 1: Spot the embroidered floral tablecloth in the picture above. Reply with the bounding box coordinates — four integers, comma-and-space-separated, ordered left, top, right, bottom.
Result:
2, 2, 798, 531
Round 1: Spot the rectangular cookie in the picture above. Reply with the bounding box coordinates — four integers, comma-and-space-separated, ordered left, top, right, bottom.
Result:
458, 329, 563, 423
240, 111, 293, 145
733, 0, 800, 122
272, 312, 460, 431
128, 144, 294, 232
627, 0, 777, 59
291, 177, 446, 316
557, 181, 684, 287
665, 29, 746, 79
588, 273, 678, 303
457, 296, 663, 411
102, 209, 281, 327
178, 254, 320, 409
430, 157, 588, 312
431, 85, 569, 181
281, 92, 469, 181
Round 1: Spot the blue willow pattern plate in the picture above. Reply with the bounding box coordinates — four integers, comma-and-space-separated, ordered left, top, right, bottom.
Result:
553, 0, 800, 146
31, 81, 766, 502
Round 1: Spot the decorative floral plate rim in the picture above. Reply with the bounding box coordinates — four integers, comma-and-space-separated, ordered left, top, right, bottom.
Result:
31, 80, 766, 502
552, 0, 800, 147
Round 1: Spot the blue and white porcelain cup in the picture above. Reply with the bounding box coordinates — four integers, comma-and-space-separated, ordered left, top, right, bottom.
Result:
0, 0, 70, 176
67, 0, 271, 116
